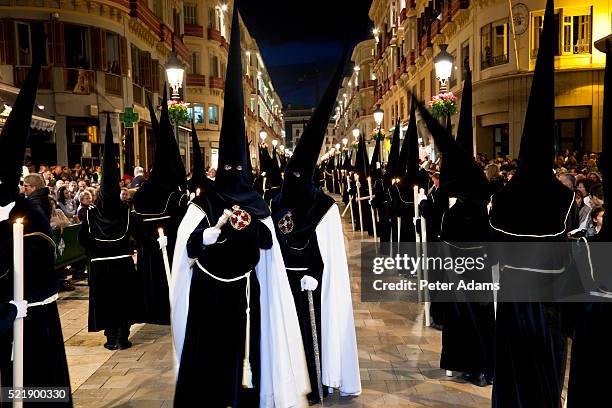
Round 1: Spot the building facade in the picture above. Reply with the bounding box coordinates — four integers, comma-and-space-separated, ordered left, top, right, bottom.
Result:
284, 104, 335, 158
366, 0, 608, 159
0, 0, 283, 174
183, 0, 284, 170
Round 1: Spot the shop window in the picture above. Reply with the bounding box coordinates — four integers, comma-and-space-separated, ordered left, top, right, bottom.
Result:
208, 104, 219, 125
189, 104, 204, 124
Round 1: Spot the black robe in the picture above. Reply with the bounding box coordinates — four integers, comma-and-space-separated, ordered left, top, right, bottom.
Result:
0, 197, 72, 407
174, 193, 272, 407
132, 183, 187, 325
0, 303, 16, 334
78, 205, 138, 332
271, 191, 334, 402
438, 198, 494, 377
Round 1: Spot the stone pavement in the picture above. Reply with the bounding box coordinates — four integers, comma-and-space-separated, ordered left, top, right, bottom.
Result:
58, 199, 493, 407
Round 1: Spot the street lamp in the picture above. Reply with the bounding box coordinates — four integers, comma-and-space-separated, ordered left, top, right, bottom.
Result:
220, 3, 228, 12
281, 130, 286, 138
352, 128, 360, 139
279, 144, 284, 151
272, 139, 278, 148
166, 50, 185, 100
434, 44, 454, 93
259, 129, 268, 143
335, 143, 341, 150
342, 137, 349, 147
373, 104, 384, 127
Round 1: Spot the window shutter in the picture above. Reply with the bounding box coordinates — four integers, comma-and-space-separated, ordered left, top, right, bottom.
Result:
119, 37, 128, 75
3, 19, 15, 65
50, 20, 65, 67
91, 28, 103, 70
140, 51, 152, 89
152, 59, 160, 93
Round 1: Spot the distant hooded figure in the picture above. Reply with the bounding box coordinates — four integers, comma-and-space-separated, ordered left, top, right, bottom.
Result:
0, 23, 72, 406
170, 3, 309, 406
131, 88, 188, 325
415, 95, 495, 387
488, 0, 575, 406
187, 117, 212, 197
271, 45, 361, 404
79, 115, 139, 350
258, 144, 282, 204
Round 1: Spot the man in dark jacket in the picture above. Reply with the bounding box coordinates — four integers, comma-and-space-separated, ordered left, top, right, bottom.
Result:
23, 173, 52, 220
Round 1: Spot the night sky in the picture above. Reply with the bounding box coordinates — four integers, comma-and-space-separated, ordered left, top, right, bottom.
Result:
239, 0, 373, 108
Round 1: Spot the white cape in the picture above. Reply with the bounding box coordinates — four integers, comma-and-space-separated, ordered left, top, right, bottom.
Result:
171, 203, 310, 408
316, 204, 361, 396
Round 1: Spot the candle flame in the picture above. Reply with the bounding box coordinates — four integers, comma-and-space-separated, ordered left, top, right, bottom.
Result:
196, 188, 201, 196
16, 218, 23, 225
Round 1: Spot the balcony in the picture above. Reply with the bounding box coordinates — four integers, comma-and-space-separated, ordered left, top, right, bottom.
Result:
209, 76, 225, 90
481, 54, 508, 70
208, 27, 224, 43
63, 68, 96, 94
104, 72, 123, 97
361, 79, 376, 88
431, 20, 440, 40
184, 24, 204, 38
420, 35, 431, 55
186, 74, 206, 87
14, 66, 52, 89
451, 0, 470, 17
129, 0, 161, 37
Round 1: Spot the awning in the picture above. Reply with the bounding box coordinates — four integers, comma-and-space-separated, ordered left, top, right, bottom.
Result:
0, 85, 56, 132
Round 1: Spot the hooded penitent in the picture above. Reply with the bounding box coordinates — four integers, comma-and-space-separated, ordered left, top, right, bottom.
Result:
212, 3, 268, 217
455, 68, 473, 156
369, 132, 382, 177
489, 0, 573, 237
398, 97, 419, 184
187, 117, 207, 193
386, 120, 402, 180
0, 34, 42, 206
160, 86, 186, 189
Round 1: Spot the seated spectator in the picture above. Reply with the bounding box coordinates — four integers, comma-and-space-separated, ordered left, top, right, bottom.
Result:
120, 187, 130, 205
76, 190, 93, 222
578, 183, 604, 231
57, 186, 76, 219
559, 173, 576, 190
587, 207, 605, 237
130, 166, 145, 188
577, 179, 594, 207
49, 196, 71, 231
23, 173, 52, 220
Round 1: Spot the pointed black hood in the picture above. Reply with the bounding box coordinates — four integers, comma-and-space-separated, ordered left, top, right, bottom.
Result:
260, 145, 282, 187
489, 0, 574, 238
415, 97, 489, 200
97, 114, 121, 212
148, 87, 180, 189
214, 2, 268, 217
0, 23, 43, 206
160, 85, 186, 188
599, 41, 612, 238
278, 44, 348, 208
369, 132, 382, 177
187, 118, 206, 193
456, 69, 473, 155
386, 120, 401, 179
398, 97, 419, 183
354, 133, 370, 177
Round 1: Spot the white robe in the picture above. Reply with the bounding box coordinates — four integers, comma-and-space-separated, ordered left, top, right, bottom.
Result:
170, 203, 310, 408
316, 204, 361, 396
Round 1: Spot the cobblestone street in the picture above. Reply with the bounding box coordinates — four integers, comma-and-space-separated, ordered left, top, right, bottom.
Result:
59, 199, 492, 407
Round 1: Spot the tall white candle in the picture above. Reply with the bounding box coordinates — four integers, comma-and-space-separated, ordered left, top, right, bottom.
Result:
13, 218, 24, 407
158, 228, 171, 294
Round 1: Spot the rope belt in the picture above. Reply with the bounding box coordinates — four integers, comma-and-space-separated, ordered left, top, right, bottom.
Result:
28, 293, 59, 308
286, 267, 308, 271
90, 254, 133, 263
194, 260, 254, 389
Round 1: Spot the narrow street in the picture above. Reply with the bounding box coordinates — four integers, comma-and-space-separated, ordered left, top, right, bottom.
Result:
60, 198, 491, 408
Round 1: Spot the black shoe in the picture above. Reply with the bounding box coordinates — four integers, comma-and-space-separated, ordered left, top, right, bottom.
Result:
462, 372, 487, 387
117, 339, 132, 350
103, 340, 119, 351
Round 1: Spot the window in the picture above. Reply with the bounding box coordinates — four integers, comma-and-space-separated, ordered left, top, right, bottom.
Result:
189, 104, 204, 124
16, 22, 31, 66
250, 97, 255, 112
208, 104, 219, 125
191, 52, 200, 74
562, 13, 591, 55
210, 54, 219, 78
481, 19, 509, 69
65, 24, 91, 69
430, 69, 436, 98
152, 0, 162, 18
449, 51, 457, 89
184, 3, 198, 25
105, 32, 121, 74
220, 61, 226, 80
400, 97, 405, 121
461, 40, 470, 78
131, 45, 141, 84
419, 78, 425, 102
208, 8, 216, 29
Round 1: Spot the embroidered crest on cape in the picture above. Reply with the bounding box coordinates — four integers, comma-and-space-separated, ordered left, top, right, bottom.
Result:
229, 205, 251, 231
277, 211, 294, 235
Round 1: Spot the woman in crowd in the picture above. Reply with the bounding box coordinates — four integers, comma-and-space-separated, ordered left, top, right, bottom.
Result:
57, 186, 76, 219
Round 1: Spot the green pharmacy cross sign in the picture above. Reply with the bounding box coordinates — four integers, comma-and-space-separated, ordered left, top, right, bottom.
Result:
119, 107, 140, 128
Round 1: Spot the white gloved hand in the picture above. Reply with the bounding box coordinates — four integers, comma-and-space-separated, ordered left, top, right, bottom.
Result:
300, 275, 319, 292
417, 193, 427, 205
202, 227, 221, 246
448, 197, 457, 209
10, 300, 27, 319
157, 235, 168, 250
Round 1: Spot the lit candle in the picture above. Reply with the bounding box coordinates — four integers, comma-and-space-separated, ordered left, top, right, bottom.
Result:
196, 187, 201, 197
13, 218, 24, 405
